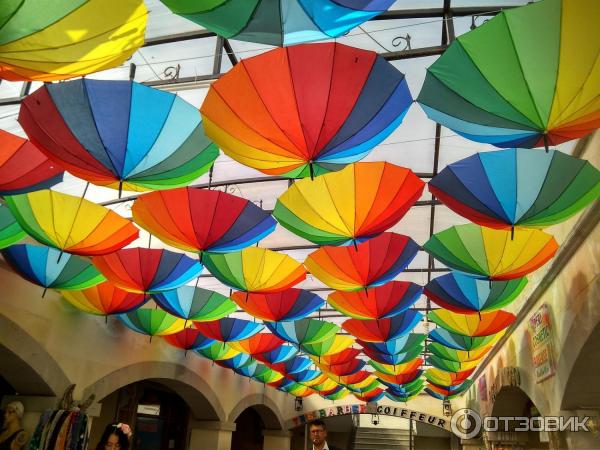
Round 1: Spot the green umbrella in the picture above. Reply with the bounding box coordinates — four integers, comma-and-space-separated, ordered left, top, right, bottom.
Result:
0, 205, 25, 249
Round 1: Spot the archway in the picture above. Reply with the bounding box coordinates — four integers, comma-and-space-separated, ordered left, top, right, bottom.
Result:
228, 395, 284, 450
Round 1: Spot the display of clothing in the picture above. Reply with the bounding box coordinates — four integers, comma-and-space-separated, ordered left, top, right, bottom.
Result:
28, 410, 89, 450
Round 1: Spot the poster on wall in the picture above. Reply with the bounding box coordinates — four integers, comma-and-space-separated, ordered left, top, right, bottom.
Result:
528, 304, 557, 383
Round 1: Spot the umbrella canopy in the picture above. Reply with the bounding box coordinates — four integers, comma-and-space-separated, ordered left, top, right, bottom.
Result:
269, 356, 313, 376
368, 358, 423, 376
118, 309, 185, 338
300, 335, 355, 358
319, 359, 366, 377
386, 391, 421, 402
337, 371, 374, 387
132, 188, 275, 254
375, 369, 423, 386
429, 149, 600, 230
5, 190, 138, 256
195, 341, 240, 361
20, 80, 217, 194
424, 224, 558, 280
429, 328, 505, 352
265, 319, 339, 345
153, 286, 236, 322
354, 389, 386, 403
252, 366, 284, 384
342, 311, 423, 342
280, 383, 315, 397
428, 343, 492, 363
311, 348, 361, 366
426, 356, 481, 373
0, 0, 147, 81
428, 309, 516, 337
2, 244, 105, 291
357, 333, 427, 355
163, 328, 216, 352
363, 346, 423, 366
195, 317, 264, 342
203, 247, 306, 293
0, 130, 63, 195
232, 288, 324, 322
305, 233, 420, 291
0, 205, 25, 249
312, 379, 340, 394
425, 368, 474, 386
327, 281, 422, 319
428, 379, 473, 395
254, 345, 299, 365
215, 353, 255, 371
425, 273, 527, 314
417, 0, 599, 149
201, 43, 411, 178
425, 389, 463, 401
287, 369, 325, 384
61, 281, 147, 316
229, 333, 286, 355
323, 387, 350, 401
274, 162, 424, 245
92, 248, 203, 294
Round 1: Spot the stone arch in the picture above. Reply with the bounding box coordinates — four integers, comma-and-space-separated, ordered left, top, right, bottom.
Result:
0, 313, 71, 396
82, 361, 225, 421
227, 393, 284, 430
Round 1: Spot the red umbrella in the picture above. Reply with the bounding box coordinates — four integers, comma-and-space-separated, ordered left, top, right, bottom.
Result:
229, 333, 286, 355
316, 348, 362, 366
320, 359, 365, 377
342, 311, 422, 342
375, 369, 423, 385
231, 288, 324, 321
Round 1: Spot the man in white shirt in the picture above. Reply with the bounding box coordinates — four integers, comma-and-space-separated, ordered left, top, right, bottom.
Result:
310, 420, 341, 450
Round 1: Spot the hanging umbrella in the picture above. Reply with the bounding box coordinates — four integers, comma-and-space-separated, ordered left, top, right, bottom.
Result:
357, 333, 427, 355
163, 328, 216, 353
274, 162, 424, 245
376, 370, 423, 386
254, 345, 299, 365
232, 359, 260, 378
215, 353, 255, 371
252, 366, 284, 385
327, 281, 422, 319
429, 149, 600, 231
354, 389, 386, 403
362, 346, 423, 366
347, 380, 382, 396
3, 244, 105, 292
428, 380, 473, 396
382, 378, 424, 395
305, 233, 420, 291
203, 247, 306, 293
429, 328, 505, 352
311, 348, 361, 366
0, 129, 63, 195
0, 0, 147, 81
311, 379, 340, 394
423, 224, 558, 280
280, 383, 316, 397
426, 356, 482, 373
195, 318, 264, 342
153, 286, 236, 323
386, 391, 421, 402
5, 190, 138, 256
417, 0, 599, 149
425, 368, 474, 386
319, 359, 366, 377
61, 281, 148, 316
232, 288, 324, 322
287, 369, 326, 384
118, 309, 186, 340
342, 311, 423, 342
425, 389, 464, 401
368, 358, 423, 376
299, 335, 354, 359
337, 371, 374, 387
229, 333, 286, 355
92, 248, 203, 294
132, 188, 275, 255
195, 341, 240, 361
323, 387, 350, 401
269, 356, 313, 376
0, 205, 25, 249
428, 309, 516, 337
265, 319, 339, 345
201, 43, 411, 179
425, 272, 527, 315
428, 342, 492, 363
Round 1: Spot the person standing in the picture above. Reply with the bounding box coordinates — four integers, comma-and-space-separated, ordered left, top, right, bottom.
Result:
0, 401, 28, 450
309, 420, 341, 450
95, 423, 132, 450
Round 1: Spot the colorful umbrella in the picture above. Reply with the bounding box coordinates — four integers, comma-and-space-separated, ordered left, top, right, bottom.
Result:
312, 379, 340, 394
426, 356, 481, 373
132, 188, 275, 255
195, 341, 240, 361
386, 391, 421, 402
363, 346, 423, 366
425, 389, 463, 401
376, 369, 423, 386
269, 356, 313, 376
311, 348, 361, 366
428, 309, 516, 337
323, 387, 350, 401
428, 343, 491, 363
92, 248, 203, 294
0, 205, 25, 249
368, 358, 423, 376
428, 379, 473, 396
252, 366, 284, 385
254, 345, 299, 365
320, 359, 366, 377
417, 0, 599, 149
203, 247, 306, 293
288, 369, 325, 384
429, 149, 600, 231
0, 129, 63, 195
425, 368, 474, 386
280, 383, 316, 397
153, 286, 236, 322
327, 281, 422, 320
229, 333, 285, 355
5, 190, 138, 256
0, 0, 147, 81
423, 224, 558, 280
163, 328, 216, 352
201, 43, 411, 178
425, 273, 527, 314
337, 371, 374, 387
305, 233, 420, 291
429, 328, 504, 352
61, 281, 147, 316
232, 359, 260, 378
231, 288, 324, 322
215, 353, 255, 371
342, 311, 423, 342
118, 309, 185, 340
354, 389, 386, 403
357, 333, 427, 355
195, 318, 264, 342
274, 162, 425, 245
20, 80, 217, 194
264, 319, 339, 345
300, 335, 355, 360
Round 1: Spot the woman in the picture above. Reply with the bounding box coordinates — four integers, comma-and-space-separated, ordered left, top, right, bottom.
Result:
0, 401, 27, 450
95, 423, 131, 450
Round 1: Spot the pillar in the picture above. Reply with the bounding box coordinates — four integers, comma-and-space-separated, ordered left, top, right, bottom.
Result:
189, 420, 235, 450
262, 429, 292, 450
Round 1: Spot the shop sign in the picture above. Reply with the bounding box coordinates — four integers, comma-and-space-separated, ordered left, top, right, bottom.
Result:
528, 304, 556, 383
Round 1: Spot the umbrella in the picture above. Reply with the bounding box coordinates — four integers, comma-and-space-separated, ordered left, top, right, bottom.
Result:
376, 370, 423, 386
132, 188, 275, 255
386, 391, 421, 402
92, 248, 203, 294
232, 288, 324, 322
305, 233, 420, 291
319, 359, 366, 377
428, 380, 473, 396
229, 333, 286, 355
429, 328, 505, 352
363, 346, 423, 366
280, 383, 316, 397
232, 359, 260, 378
323, 387, 350, 401
311, 348, 361, 366
254, 345, 299, 365
327, 281, 422, 319
299, 335, 354, 359
428, 309, 516, 337
425, 389, 464, 401
382, 378, 424, 395
153, 286, 236, 323
20, 80, 217, 194
265, 319, 339, 345
118, 309, 185, 340
354, 389, 386, 403
195, 341, 240, 361
423, 224, 558, 280
5, 190, 138, 256
0, 129, 63, 195
0, 205, 25, 249
425, 272, 527, 314
428, 342, 491, 363
337, 371, 375, 387
288, 369, 325, 384
203, 247, 306, 293
0, 0, 147, 81
269, 356, 313, 376
368, 358, 423, 376
61, 281, 148, 316
163, 328, 216, 352
215, 353, 255, 371
417, 0, 599, 149
274, 162, 425, 245
425, 368, 474, 386
311, 379, 340, 394
342, 311, 423, 342
252, 366, 284, 385
426, 356, 481, 373
357, 333, 427, 355
195, 318, 264, 342
3, 244, 105, 292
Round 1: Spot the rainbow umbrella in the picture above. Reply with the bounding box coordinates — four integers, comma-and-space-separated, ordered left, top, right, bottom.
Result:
274, 162, 424, 245
0, 205, 25, 249
363, 346, 423, 366
342, 311, 423, 342
201, 43, 411, 179
386, 390, 421, 403
357, 333, 427, 355
287, 369, 325, 384
132, 188, 275, 255
5, 190, 138, 256
61, 281, 148, 316
417, 0, 599, 149
354, 388, 386, 403
163, 328, 216, 353
337, 371, 374, 387
428, 380, 473, 396
429, 328, 505, 352
312, 379, 339, 394
0, 130, 63, 195
254, 345, 299, 365
20, 80, 217, 194
279, 382, 316, 397
368, 358, 423, 376
269, 356, 313, 376
323, 387, 350, 401
153, 286, 236, 323
376, 370, 423, 386
195, 318, 264, 343
327, 281, 422, 320
382, 377, 424, 394
311, 348, 361, 366
232, 288, 324, 322
428, 309, 516, 337
426, 356, 481, 373
305, 233, 420, 291
203, 247, 306, 294
215, 353, 255, 371
300, 335, 355, 360
195, 341, 240, 361
232, 359, 260, 378
425, 389, 463, 401
265, 319, 339, 345
92, 248, 203, 294
252, 366, 284, 385
0, 0, 147, 81
320, 359, 366, 377
425, 368, 474, 386
118, 309, 185, 340
229, 333, 285, 355
428, 343, 491, 363
429, 149, 600, 231
425, 273, 527, 314
423, 224, 558, 280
